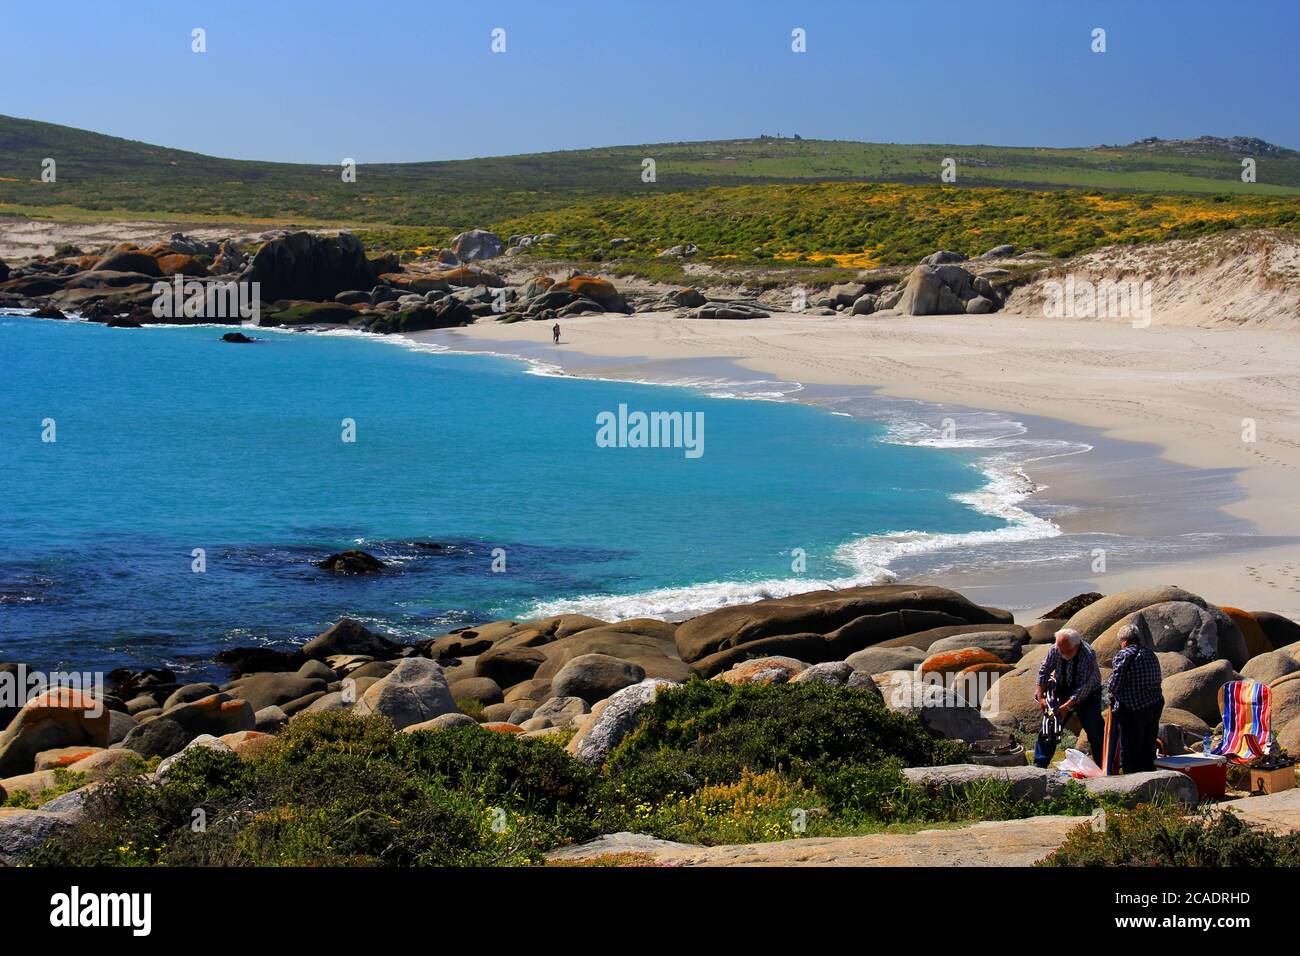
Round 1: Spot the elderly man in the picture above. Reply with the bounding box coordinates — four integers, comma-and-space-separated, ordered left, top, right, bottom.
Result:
1033, 628, 1106, 769
1107, 623, 1165, 773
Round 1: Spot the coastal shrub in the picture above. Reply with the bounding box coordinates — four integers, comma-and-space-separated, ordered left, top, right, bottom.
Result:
454, 697, 486, 720
794, 760, 1097, 825
2, 768, 90, 808
398, 724, 599, 841
1039, 804, 1300, 867
28, 714, 574, 866
631, 768, 824, 845
604, 679, 968, 805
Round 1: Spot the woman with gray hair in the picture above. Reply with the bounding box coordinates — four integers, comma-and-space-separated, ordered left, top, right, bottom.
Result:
1033, 627, 1106, 769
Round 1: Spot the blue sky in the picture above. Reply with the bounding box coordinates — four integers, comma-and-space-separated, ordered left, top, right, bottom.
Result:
2, 0, 1296, 162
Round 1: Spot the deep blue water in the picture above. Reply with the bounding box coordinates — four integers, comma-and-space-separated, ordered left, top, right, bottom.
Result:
1, 313, 1011, 676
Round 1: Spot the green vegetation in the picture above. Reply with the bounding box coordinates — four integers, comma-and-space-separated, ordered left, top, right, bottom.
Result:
1040, 803, 1300, 866
489, 183, 1299, 266
3, 768, 89, 808
602, 680, 1096, 844
605, 678, 967, 802
5, 117, 1299, 226
28, 713, 593, 866
29, 683, 1108, 865
3, 116, 1298, 271
453, 698, 485, 721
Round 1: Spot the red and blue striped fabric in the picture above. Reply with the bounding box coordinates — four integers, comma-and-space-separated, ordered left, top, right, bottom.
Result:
1211, 680, 1271, 764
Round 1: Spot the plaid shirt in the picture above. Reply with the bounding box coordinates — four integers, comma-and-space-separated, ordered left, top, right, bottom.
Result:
1107, 644, 1165, 711
1037, 641, 1102, 706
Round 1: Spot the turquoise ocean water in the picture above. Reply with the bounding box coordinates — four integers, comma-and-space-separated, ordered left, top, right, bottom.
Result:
2, 312, 1053, 676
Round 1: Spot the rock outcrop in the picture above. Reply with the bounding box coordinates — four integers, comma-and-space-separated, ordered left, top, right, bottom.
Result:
241, 232, 381, 303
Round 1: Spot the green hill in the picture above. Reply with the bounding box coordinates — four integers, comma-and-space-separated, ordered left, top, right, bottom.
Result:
2, 115, 1297, 269
3, 115, 1299, 229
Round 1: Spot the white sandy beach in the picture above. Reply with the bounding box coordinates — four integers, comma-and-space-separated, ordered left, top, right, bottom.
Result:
431, 310, 1300, 620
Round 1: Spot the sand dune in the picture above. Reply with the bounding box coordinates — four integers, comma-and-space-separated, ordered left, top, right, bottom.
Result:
1004, 230, 1300, 329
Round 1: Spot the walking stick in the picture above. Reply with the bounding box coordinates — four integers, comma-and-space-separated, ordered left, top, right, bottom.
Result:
1100, 704, 1116, 775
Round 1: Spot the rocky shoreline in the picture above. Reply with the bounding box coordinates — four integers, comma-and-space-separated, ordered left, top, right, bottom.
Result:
4, 580, 1300, 865
0, 227, 1022, 333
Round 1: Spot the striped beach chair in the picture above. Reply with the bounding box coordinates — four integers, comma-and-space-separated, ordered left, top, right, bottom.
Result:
1211, 680, 1271, 764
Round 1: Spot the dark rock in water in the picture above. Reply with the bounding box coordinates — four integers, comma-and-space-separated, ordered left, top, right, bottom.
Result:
406, 541, 445, 551
1041, 592, 1104, 620
316, 549, 385, 574
221, 331, 256, 343
106, 315, 143, 328
241, 231, 380, 303
32, 304, 67, 320
107, 667, 178, 699
302, 617, 402, 660
214, 646, 306, 677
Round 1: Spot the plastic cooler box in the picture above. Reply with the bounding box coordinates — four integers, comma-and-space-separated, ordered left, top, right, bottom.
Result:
1154, 754, 1227, 797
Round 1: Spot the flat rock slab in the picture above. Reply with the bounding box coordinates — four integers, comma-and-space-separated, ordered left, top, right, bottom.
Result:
903, 764, 1068, 802
1082, 769, 1198, 806
1219, 788, 1300, 833
0, 808, 77, 865
551, 817, 1081, 867
547, 831, 697, 862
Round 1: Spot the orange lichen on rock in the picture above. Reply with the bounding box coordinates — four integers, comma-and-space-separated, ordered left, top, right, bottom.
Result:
920, 648, 1003, 676
1219, 606, 1272, 658
481, 722, 526, 733
156, 253, 210, 277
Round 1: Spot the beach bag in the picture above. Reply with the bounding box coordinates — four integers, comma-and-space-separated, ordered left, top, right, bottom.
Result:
1060, 748, 1104, 778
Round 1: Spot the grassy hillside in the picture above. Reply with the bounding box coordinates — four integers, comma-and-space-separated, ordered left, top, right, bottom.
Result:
483, 182, 1300, 267
4, 115, 1300, 224
2, 115, 1297, 267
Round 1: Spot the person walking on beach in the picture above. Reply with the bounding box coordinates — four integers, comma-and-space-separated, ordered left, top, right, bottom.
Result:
1107, 623, 1165, 774
1033, 628, 1106, 769
552, 322, 560, 344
